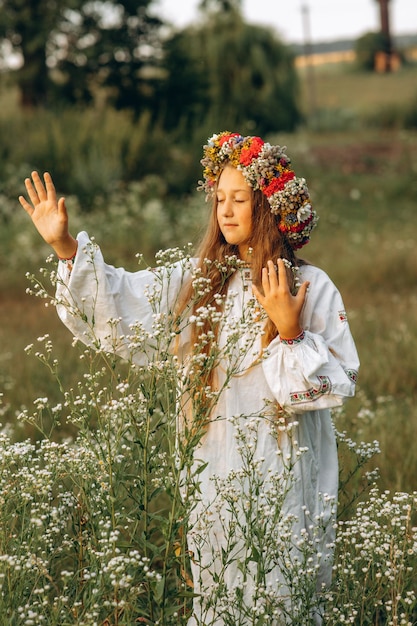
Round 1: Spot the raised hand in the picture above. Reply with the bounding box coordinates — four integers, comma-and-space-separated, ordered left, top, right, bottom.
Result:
19, 171, 78, 259
252, 258, 309, 340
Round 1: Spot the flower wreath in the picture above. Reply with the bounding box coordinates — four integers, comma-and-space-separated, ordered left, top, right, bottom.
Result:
199, 131, 318, 249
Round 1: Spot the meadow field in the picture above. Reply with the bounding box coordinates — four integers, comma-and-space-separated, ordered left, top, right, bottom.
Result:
2, 63, 417, 492
0, 60, 416, 623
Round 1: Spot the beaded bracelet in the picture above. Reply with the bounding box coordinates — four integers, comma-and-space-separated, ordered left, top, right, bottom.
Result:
280, 330, 305, 345
57, 252, 77, 276
58, 252, 77, 263
58, 254, 76, 261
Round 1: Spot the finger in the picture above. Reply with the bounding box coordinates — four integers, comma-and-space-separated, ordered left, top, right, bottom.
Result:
44, 172, 57, 204
18, 195, 34, 216
31, 170, 47, 201
276, 258, 289, 288
261, 266, 270, 293
261, 260, 278, 291
24, 176, 41, 207
268, 259, 279, 286
296, 280, 310, 302
57, 196, 67, 217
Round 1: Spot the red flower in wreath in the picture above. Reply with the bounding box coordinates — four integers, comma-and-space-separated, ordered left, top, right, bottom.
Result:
239, 137, 264, 166
218, 132, 240, 146
262, 170, 295, 197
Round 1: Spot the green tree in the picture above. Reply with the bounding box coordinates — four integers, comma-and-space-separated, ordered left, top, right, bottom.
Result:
52, 0, 163, 110
355, 31, 387, 71
0, 0, 62, 106
159, 8, 301, 136
199, 0, 242, 12
0, 0, 163, 110
154, 31, 210, 132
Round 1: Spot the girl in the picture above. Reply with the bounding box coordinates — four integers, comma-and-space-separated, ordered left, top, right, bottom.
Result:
19, 131, 359, 624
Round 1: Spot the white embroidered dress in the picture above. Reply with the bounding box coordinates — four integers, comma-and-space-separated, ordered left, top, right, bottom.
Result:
56, 232, 359, 625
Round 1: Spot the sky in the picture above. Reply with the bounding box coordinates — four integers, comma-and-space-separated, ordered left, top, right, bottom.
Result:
156, 0, 417, 44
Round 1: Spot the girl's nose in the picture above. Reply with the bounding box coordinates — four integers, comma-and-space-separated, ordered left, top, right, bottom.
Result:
221, 197, 234, 216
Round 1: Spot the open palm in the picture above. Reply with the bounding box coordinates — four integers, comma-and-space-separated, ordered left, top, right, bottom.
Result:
19, 171, 77, 258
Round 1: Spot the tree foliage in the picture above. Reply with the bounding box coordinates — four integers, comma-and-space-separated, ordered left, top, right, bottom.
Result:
52, 0, 163, 110
158, 9, 301, 135
199, 0, 243, 13
0, 0, 63, 106
0, 0, 162, 110
0, 0, 300, 136
354, 31, 388, 71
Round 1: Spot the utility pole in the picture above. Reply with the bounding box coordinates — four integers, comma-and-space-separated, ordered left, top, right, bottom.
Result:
301, 3, 317, 117
378, 0, 393, 71
379, 0, 391, 43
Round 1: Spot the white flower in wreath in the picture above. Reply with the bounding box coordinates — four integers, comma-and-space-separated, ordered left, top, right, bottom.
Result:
297, 203, 312, 222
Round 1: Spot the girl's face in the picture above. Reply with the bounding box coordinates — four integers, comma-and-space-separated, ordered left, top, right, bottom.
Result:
216, 166, 253, 259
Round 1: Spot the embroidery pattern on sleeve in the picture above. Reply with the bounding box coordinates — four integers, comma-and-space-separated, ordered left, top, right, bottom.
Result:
345, 369, 358, 383
290, 375, 332, 405
338, 310, 348, 323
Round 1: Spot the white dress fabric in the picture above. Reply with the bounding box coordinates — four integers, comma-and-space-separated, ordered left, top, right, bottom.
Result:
56, 232, 359, 625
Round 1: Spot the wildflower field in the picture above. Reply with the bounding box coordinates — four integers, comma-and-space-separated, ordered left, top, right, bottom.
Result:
0, 66, 417, 624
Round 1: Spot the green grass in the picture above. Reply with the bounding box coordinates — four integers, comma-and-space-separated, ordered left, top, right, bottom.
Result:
299, 62, 417, 114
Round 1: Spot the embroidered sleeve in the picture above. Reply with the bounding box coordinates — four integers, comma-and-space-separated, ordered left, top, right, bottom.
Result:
261, 266, 359, 413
